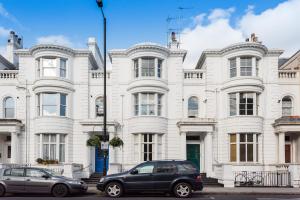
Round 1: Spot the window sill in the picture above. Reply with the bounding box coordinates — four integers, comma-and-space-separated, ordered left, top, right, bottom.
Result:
34, 116, 72, 120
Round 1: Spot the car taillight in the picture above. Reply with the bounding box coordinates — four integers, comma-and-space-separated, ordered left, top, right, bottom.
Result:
196, 175, 202, 182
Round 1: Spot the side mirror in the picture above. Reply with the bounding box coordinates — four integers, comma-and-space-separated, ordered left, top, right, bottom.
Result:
42, 174, 50, 179
130, 169, 138, 175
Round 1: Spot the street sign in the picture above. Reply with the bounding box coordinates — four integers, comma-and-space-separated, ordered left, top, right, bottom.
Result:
101, 142, 109, 150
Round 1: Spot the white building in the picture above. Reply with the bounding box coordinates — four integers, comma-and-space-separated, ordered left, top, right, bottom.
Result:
0, 31, 300, 187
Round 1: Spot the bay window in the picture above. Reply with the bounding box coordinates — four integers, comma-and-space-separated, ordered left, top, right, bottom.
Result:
133, 57, 164, 78
240, 57, 252, 76
134, 93, 163, 116
36, 134, 66, 162
230, 133, 258, 162
134, 133, 162, 162
229, 92, 258, 116
37, 93, 67, 117
228, 56, 260, 78
37, 57, 68, 78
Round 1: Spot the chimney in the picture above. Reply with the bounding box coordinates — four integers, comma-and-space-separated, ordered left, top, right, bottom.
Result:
250, 33, 258, 42
6, 31, 23, 65
168, 32, 179, 49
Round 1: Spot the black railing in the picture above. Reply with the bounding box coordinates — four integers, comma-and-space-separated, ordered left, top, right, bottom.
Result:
234, 171, 291, 187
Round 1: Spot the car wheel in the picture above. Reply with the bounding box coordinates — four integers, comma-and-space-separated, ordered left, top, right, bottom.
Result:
173, 182, 192, 198
52, 184, 69, 197
0, 184, 5, 197
105, 182, 123, 198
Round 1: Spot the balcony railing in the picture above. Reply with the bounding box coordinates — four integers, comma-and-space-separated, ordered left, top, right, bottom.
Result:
91, 71, 111, 79
0, 70, 18, 79
278, 70, 298, 79
184, 70, 204, 80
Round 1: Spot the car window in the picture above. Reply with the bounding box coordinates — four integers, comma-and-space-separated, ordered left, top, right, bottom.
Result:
26, 169, 47, 178
177, 163, 198, 174
155, 162, 177, 174
135, 163, 154, 174
10, 168, 24, 176
3, 169, 11, 176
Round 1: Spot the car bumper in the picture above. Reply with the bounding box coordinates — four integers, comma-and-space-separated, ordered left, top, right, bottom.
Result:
96, 182, 105, 191
69, 183, 88, 194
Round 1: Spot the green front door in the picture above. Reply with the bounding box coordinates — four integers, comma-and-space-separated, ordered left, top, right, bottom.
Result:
186, 144, 200, 171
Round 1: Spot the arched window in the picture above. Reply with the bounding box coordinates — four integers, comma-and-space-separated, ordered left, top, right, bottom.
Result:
96, 97, 104, 117
4, 97, 14, 118
188, 96, 198, 118
282, 96, 292, 116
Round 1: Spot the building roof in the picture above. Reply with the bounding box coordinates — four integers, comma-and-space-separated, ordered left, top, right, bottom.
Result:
279, 50, 300, 70
0, 54, 16, 70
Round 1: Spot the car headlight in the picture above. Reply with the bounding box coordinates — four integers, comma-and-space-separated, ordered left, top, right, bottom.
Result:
99, 178, 105, 183
68, 180, 82, 185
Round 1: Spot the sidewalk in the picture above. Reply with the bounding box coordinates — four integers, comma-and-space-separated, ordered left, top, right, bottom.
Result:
88, 186, 300, 196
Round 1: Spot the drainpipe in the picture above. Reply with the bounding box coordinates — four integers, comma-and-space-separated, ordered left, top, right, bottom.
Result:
121, 95, 124, 171
25, 80, 30, 164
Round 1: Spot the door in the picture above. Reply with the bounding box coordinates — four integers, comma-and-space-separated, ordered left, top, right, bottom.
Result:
285, 144, 291, 163
124, 162, 155, 191
152, 162, 178, 191
24, 168, 52, 193
95, 147, 109, 173
2, 168, 25, 193
187, 144, 200, 171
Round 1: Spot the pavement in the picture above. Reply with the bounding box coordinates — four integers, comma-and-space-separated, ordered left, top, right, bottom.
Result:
87, 185, 300, 196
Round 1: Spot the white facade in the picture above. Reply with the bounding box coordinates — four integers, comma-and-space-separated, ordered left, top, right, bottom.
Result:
0, 31, 300, 187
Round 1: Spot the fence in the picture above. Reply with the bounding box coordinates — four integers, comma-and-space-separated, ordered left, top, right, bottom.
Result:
234, 171, 291, 187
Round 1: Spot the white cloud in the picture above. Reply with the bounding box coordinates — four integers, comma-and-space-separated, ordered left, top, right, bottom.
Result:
0, 46, 6, 58
0, 26, 10, 38
37, 35, 73, 47
181, 0, 300, 67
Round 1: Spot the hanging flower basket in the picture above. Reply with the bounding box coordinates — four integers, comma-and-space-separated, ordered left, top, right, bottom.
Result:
109, 136, 124, 148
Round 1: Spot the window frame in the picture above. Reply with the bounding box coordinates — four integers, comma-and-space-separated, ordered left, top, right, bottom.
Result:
188, 96, 199, 118
133, 93, 163, 116
37, 93, 67, 117
282, 96, 293, 116
240, 57, 253, 76
229, 92, 257, 116
3, 96, 15, 118
229, 133, 258, 163
133, 57, 163, 79
229, 58, 237, 78
38, 57, 68, 78
95, 96, 104, 117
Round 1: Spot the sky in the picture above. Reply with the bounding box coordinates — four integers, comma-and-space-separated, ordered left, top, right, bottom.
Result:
0, 0, 299, 67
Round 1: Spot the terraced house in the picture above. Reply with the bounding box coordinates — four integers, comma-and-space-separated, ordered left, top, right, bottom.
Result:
0, 31, 300, 187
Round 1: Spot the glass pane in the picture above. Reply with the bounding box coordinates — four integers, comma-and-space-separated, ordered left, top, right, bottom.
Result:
11, 169, 24, 177
43, 135, 49, 143
59, 144, 65, 162
43, 68, 57, 77
50, 144, 56, 160
230, 144, 236, 162
149, 134, 152, 142
43, 93, 57, 105
137, 164, 154, 174
43, 105, 57, 116
230, 134, 236, 143
50, 134, 56, 142
42, 58, 56, 68
240, 144, 246, 162
247, 134, 253, 142
240, 134, 246, 142
247, 144, 253, 161
60, 105, 66, 116
60, 134, 65, 143
5, 97, 14, 108
144, 134, 147, 142
60, 94, 66, 105
5, 108, 14, 118
43, 144, 49, 159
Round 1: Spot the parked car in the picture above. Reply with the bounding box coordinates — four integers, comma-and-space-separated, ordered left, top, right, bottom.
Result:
0, 167, 88, 197
97, 160, 203, 198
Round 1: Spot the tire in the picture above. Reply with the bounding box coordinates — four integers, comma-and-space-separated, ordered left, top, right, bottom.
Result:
105, 182, 123, 198
52, 184, 69, 197
173, 182, 192, 198
0, 184, 5, 197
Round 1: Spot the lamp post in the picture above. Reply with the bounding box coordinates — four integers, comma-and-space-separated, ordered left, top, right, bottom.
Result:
96, 0, 108, 176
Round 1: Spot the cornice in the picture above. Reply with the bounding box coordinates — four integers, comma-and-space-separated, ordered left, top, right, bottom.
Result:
196, 42, 283, 69
109, 43, 187, 60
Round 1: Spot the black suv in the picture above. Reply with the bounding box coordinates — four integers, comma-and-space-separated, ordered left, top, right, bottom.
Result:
97, 160, 203, 198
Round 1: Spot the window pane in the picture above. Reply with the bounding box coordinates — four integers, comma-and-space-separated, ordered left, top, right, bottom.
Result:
136, 164, 154, 174
156, 163, 177, 174
157, 59, 162, 78
230, 144, 236, 162
134, 59, 139, 78
43, 105, 57, 116
247, 134, 253, 142
188, 97, 198, 117
230, 134, 236, 143
247, 144, 253, 162
96, 97, 104, 117
43, 68, 57, 77
26, 169, 46, 177
11, 169, 24, 177
240, 134, 246, 142
59, 144, 65, 162
229, 94, 236, 116
60, 94, 67, 116
141, 58, 155, 77
4, 97, 14, 118
240, 144, 246, 162
229, 58, 237, 78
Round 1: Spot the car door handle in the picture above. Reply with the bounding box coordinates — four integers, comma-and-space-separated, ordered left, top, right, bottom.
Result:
5, 178, 10, 181
26, 179, 31, 181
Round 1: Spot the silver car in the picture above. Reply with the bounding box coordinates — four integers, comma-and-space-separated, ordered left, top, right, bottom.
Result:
0, 167, 88, 197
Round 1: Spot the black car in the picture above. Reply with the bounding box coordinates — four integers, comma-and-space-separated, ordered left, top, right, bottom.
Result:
97, 160, 203, 198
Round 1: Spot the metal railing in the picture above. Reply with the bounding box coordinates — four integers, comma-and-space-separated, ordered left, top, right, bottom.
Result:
234, 171, 291, 187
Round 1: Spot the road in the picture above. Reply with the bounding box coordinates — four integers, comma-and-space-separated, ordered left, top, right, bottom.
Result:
1, 193, 299, 200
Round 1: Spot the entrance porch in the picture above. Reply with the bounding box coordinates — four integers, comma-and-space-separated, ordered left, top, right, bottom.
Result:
0, 119, 22, 164
177, 118, 216, 177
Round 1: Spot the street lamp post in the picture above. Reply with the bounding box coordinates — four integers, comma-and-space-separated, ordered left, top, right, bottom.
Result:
96, 0, 108, 176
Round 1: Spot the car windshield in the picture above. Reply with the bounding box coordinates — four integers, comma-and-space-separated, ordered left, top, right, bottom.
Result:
43, 169, 62, 176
